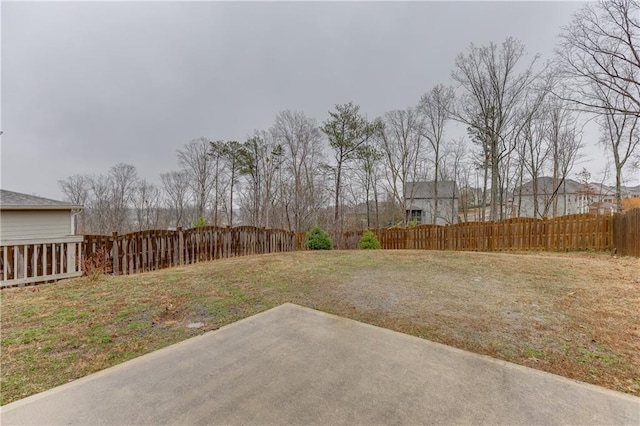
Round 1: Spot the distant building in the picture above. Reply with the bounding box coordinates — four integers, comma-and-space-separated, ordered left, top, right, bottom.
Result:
513, 177, 586, 218
513, 178, 640, 218
404, 181, 458, 225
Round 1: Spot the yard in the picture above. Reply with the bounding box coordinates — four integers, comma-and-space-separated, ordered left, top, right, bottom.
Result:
1, 250, 639, 405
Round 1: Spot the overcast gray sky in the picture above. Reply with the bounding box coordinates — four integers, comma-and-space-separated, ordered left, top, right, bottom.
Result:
4, 0, 630, 201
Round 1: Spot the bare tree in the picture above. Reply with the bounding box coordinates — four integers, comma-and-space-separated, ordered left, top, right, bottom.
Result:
556, 0, 640, 117
161, 170, 191, 229
272, 110, 326, 232
544, 96, 583, 217
85, 174, 113, 235
598, 94, 640, 210
132, 179, 161, 231
454, 148, 476, 223
236, 131, 283, 227
61, 167, 137, 234
514, 85, 552, 218
58, 174, 89, 233
441, 137, 468, 224
108, 163, 139, 233
352, 141, 383, 228
208, 140, 229, 227
177, 138, 214, 222
419, 85, 455, 224
220, 140, 244, 227
376, 108, 425, 224
452, 37, 540, 221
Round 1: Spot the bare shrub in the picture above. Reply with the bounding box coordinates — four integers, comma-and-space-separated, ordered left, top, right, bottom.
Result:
81, 247, 112, 281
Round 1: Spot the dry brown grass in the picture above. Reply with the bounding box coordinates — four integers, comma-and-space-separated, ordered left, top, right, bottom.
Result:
1, 250, 639, 405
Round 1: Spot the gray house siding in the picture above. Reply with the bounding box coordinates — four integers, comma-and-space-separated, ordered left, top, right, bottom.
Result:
513, 178, 612, 218
405, 181, 459, 225
0, 210, 73, 241
0, 189, 81, 242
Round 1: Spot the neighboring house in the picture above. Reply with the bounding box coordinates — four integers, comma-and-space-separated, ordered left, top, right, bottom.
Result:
513, 177, 640, 218
588, 201, 617, 216
0, 189, 83, 286
404, 181, 458, 225
513, 178, 590, 218
458, 205, 492, 222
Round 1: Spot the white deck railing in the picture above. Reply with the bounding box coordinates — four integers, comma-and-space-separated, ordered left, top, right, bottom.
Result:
0, 236, 84, 287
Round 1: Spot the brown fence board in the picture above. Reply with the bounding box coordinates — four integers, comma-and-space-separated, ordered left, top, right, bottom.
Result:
614, 209, 640, 257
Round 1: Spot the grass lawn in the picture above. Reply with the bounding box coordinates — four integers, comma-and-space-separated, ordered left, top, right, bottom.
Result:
1, 250, 639, 405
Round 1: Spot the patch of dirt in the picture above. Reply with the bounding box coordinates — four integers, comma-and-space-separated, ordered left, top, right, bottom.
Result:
326, 251, 640, 395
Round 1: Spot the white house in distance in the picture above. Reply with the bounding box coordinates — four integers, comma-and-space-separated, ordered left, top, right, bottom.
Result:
512, 177, 585, 218
512, 177, 640, 218
0, 189, 83, 287
404, 181, 459, 225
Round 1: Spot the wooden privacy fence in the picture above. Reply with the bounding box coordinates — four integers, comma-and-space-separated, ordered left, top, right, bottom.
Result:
294, 232, 307, 250
1, 236, 83, 287
83, 226, 296, 276
365, 214, 615, 252
613, 208, 640, 257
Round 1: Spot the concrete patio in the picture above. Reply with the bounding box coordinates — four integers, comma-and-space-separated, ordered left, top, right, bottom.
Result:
1, 303, 638, 425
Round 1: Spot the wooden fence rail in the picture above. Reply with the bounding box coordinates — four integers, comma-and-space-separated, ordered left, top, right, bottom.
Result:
1, 236, 84, 287
83, 226, 296, 276
354, 214, 616, 253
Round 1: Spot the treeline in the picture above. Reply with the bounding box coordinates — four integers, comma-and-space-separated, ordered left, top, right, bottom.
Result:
59, 0, 639, 235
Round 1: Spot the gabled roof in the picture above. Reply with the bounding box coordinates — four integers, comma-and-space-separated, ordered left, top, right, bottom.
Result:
514, 178, 640, 197
514, 177, 583, 196
405, 181, 458, 199
0, 189, 82, 210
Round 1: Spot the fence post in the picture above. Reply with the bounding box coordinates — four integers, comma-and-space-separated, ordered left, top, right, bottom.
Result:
178, 227, 184, 265
111, 232, 119, 276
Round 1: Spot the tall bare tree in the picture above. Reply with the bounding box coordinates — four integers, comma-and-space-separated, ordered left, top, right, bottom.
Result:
220, 140, 244, 227
272, 110, 325, 232
513, 83, 552, 218
452, 37, 540, 220
177, 138, 214, 222
598, 92, 640, 210
419, 85, 455, 224
556, 0, 640, 117
545, 96, 583, 217
85, 174, 113, 234
58, 174, 89, 233
377, 108, 426, 223
236, 131, 283, 227
352, 140, 383, 228
208, 140, 230, 227
132, 179, 161, 231
161, 170, 191, 229
108, 163, 139, 232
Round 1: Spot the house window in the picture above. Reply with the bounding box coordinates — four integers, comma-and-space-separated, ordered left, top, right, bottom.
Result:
407, 209, 423, 225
